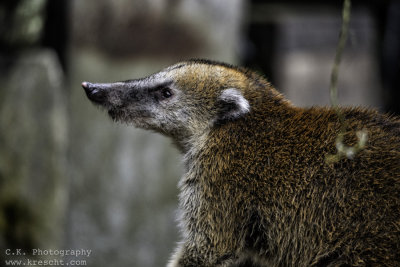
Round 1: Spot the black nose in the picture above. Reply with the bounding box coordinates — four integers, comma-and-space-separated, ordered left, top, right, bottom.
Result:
82, 81, 107, 103
81, 81, 90, 90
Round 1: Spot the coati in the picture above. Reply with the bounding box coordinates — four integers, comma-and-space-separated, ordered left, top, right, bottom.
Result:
82, 59, 400, 266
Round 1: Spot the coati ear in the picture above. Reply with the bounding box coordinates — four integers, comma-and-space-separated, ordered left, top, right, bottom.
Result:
214, 88, 250, 125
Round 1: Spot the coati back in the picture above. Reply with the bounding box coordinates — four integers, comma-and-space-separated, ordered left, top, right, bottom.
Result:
82, 59, 400, 266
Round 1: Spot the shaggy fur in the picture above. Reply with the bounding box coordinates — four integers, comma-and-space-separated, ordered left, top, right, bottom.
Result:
83, 59, 400, 266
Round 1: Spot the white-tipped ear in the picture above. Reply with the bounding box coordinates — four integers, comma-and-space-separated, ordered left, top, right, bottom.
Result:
215, 88, 250, 125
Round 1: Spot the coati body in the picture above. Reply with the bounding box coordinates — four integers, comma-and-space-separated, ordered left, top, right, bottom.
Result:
82, 59, 400, 266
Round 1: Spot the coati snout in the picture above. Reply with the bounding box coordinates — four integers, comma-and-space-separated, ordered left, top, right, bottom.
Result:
82, 61, 252, 151
82, 82, 110, 103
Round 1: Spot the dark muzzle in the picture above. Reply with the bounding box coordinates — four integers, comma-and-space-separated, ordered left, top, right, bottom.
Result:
82, 82, 109, 104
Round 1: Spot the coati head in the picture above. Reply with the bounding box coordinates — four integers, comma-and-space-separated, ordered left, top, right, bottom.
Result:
82, 60, 253, 150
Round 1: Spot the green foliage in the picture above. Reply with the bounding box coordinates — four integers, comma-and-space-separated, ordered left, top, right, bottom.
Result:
326, 0, 368, 163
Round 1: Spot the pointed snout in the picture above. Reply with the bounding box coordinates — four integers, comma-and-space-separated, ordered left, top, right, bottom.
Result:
82, 81, 112, 104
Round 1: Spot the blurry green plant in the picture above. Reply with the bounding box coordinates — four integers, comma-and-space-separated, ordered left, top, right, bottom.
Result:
326, 0, 368, 163
0, 0, 46, 49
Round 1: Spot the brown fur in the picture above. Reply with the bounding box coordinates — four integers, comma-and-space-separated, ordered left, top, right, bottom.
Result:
83, 59, 400, 266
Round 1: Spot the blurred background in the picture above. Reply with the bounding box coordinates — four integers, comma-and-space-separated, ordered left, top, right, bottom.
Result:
0, 0, 399, 266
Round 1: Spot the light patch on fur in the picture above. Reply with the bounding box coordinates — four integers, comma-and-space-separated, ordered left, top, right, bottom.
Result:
217, 88, 250, 123
220, 88, 250, 113
167, 243, 184, 267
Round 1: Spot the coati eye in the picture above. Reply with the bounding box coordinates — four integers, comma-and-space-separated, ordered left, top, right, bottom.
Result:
151, 84, 174, 101
161, 88, 173, 99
